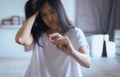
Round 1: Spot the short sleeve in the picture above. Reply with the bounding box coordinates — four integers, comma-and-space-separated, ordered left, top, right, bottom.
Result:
74, 28, 88, 47
67, 27, 89, 51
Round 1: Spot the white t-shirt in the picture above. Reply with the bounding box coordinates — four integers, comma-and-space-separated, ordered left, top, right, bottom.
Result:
24, 27, 89, 77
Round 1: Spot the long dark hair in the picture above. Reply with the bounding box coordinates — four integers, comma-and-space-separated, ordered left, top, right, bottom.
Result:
25, 0, 74, 45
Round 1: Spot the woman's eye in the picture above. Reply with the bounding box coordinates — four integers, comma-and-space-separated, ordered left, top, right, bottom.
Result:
41, 13, 46, 17
50, 10, 55, 13
50, 9, 56, 14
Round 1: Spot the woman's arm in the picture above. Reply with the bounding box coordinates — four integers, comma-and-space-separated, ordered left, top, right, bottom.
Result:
49, 33, 91, 68
70, 46, 91, 68
15, 12, 38, 46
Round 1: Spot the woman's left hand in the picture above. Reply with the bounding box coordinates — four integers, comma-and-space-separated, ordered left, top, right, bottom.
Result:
49, 33, 91, 68
49, 33, 74, 56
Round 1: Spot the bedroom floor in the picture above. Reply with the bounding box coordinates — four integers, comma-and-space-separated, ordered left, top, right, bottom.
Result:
0, 56, 120, 77
81, 56, 120, 77
0, 58, 30, 77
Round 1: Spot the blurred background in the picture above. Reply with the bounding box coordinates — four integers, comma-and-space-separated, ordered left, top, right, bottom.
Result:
0, 0, 120, 77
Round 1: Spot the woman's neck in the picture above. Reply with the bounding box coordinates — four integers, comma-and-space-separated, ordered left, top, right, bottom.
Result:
46, 28, 60, 35
47, 29, 57, 34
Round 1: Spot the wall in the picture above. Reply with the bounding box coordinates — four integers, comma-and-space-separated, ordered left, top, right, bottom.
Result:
61, 0, 76, 24
0, 0, 30, 59
0, 0, 26, 26
0, 28, 32, 58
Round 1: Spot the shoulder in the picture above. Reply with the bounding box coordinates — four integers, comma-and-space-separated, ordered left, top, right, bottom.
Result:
67, 27, 84, 36
74, 27, 83, 32
66, 27, 86, 42
66, 27, 88, 50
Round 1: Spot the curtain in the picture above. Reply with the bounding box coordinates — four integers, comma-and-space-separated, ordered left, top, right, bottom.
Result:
76, 0, 120, 41
108, 0, 120, 41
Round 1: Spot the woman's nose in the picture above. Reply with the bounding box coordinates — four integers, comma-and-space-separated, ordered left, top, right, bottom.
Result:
47, 15, 52, 21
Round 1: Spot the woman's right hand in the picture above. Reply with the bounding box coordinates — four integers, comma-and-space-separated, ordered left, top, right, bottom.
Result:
29, 11, 39, 20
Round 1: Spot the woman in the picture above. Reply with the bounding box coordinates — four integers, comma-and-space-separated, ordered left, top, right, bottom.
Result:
15, 0, 91, 77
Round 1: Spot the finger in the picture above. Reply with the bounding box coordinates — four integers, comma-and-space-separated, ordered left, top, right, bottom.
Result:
49, 33, 59, 37
64, 36, 71, 44
56, 39, 63, 49
49, 39, 56, 45
56, 39, 68, 49
49, 33, 64, 40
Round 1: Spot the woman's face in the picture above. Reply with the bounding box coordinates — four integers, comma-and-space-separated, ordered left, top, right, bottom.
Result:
40, 2, 59, 31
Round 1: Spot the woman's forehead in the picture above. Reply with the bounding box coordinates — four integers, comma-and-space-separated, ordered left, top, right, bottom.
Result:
40, 2, 53, 12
